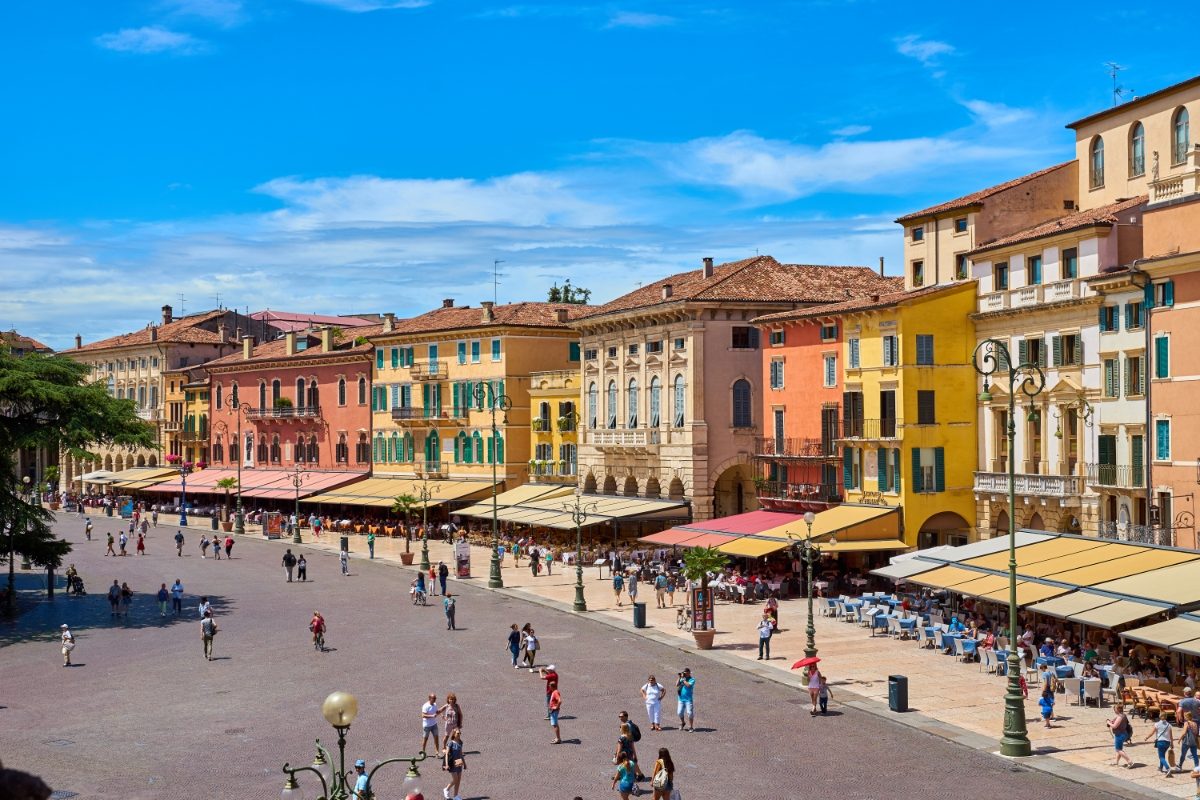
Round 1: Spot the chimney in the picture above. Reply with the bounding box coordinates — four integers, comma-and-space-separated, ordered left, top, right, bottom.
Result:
161, 304, 173, 325
150, 325, 158, 342
555, 308, 569, 324
217, 322, 227, 342
481, 301, 495, 323
702, 257, 714, 278
320, 326, 333, 352
662, 283, 673, 299
235, 326, 243, 343
242, 335, 253, 360
285, 330, 297, 355
879, 256, 885, 277
442, 298, 455, 308
383, 312, 395, 332
74, 334, 81, 349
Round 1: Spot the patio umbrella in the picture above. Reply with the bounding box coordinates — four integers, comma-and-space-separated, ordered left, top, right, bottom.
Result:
791, 656, 820, 670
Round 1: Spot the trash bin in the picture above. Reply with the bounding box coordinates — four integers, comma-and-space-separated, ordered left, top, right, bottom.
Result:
632, 601, 647, 628
888, 674, 908, 712
340, 535, 349, 553
210, 514, 219, 531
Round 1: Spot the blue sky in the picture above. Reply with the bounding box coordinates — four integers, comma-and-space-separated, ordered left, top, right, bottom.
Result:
1, 1, 1192, 348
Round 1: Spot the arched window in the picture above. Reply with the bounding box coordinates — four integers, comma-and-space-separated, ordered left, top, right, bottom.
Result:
307, 379, 319, 409
272, 379, 281, 405
259, 381, 267, 410
649, 376, 661, 427
257, 435, 269, 463
1130, 121, 1145, 176
244, 433, 253, 465
606, 380, 618, 429
306, 435, 318, 463
296, 435, 306, 463
356, 433, 369, 463
403, 431, 413, 462
336, 433, 348, 464
338, 377, 347, 406
358, 376, 367, 405
427, 431, 442, 465
673, 374, 685, 428
213, 435, 224, 464
296, 378, 305, 407
230, 432, 240, 463
270, 435, 281, 464
456, 431, 468, 464
587, 382, 598, 429
627, 378, 639, 428
1174, 107, 1191, 164
389, 432, 399, 463
732, 379, 752, 428
471, 431, 483, 464
231, 382, 239, 407
215, 383, 223, 410
1090, 136, 1104, 189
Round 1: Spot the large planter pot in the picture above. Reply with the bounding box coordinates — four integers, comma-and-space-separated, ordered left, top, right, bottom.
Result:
400, 552, 415, 565
49, 502, 60, 511
221, 521, 233, 532
691, 629, 716, 650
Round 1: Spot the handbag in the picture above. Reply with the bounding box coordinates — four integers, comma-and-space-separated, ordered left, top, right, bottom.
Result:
652, 769, 668, 789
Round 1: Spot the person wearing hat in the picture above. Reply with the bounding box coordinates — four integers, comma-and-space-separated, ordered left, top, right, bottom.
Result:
351, 759, 369, 799
60, 624, 75, 667
1039, 638, 1055, 660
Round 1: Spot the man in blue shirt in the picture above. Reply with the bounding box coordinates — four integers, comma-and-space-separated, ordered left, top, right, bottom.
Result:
1039, 638, 1056, 659
676, 668, 696, 731
613, 572, 625, 607
351, 759, 369, 799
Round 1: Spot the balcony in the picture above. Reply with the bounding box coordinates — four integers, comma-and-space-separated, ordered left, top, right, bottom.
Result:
416, 460, 446, 477
136, 408, 161, 421
410, 361, 447, 381
180, 427, 208, 442
754, 436, 836, 459
1043, 280, 1077, 303
1085, 463, 1144, 489
391, 407, 469, 424
973, 471, 1083, 497
529, 461, 578, 483
1149, 150, 1200, 202
838, 418, 899, 441
756, 481, 841, 513
979, 292, 1009, 313
245, 405, 322, 420
1012, 286, 1040, 308
1098, 520, 1173, 546
585, 428, 661, 450
163, 420, 182, 432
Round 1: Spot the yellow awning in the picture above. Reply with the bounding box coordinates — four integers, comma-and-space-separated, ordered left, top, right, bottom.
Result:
1027, 591, 1118, 620
1043, 548, 1200, 587
305, 477, 496, 508
1091, 560, 1200, 605
1170, 638, 1200, 658
111, 467, 178, 489
1016, 543, 1140, 578
963, 537, 1108, 572
760, 504, 901, 542
950, 574, 1013, 598
1068, 599, 1167, 629
907, 565, 995, 590
1122, 617, 1200, 648
458, 494, 687, 530
718, 538, 791, 558
977, 581, 1068, 606
817, 538, 910, 554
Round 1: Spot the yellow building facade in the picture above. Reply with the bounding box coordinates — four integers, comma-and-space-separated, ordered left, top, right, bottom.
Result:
528, 369, 581, 484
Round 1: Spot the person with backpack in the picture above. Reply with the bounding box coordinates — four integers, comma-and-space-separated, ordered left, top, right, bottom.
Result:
1181, 711, 1199, 771
107, 580, 121, 616
282, 549, 297, 582
200, 610, 218, 660
199, 535, 209, 559
613, 723, 641, 784
297, 554, 308, 582
613, 571, 625, 607
617, 711, 646, 780
1108, 703, 1134, 768
651, 748, 675, 800
174, 530, 184, 557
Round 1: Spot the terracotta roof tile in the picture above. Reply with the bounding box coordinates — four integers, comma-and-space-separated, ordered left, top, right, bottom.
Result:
968, 196, 1146, 257
895, 162, 1075, 223
753, 281, 968, 323
377, 302, 591, 337
205, 324, 385, 369
579, 256, 899, 320
2, 330, 52, 352
74, 310, 234, 353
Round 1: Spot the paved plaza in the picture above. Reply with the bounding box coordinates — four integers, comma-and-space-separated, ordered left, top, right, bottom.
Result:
0, 514, 1161, 800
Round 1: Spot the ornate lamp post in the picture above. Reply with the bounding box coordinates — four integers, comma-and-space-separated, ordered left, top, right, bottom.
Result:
222, 392, 254, 536
472, 382, 511, 589
975, 337, 1044, 758
291, 464, 307, 544
414, 477, 433, 573
173, 457, 193, 527
787, 510, 823, 672
564, 489, 598, 612
280, 691, 428, 800
19, 476, 32, 571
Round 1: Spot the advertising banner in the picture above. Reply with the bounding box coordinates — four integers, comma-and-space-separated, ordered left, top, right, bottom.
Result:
265, 512, 283, 540
454, 536, 471, 578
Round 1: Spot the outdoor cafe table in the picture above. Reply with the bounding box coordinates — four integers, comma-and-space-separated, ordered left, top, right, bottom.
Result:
960, 638, 978, 656
1055, 664, 1075, 679
898, 618, 917, 631
941, 631, 963, 652
1037, 656, 1066, 667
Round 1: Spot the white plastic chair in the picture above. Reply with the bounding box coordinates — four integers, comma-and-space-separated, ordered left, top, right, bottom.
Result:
917, 627, 931, 649
1060, 677, 1083, 705
934, 630, 945, 651
1072, 662, 1085, 679
1083, 678, 1103, 707
888, 617, 902, 638
952, 638, 966, 661
979, 648, 994, 673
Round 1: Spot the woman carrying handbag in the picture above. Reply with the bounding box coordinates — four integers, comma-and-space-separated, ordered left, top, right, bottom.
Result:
651, 748, 675, 800
442, 728, 466, 800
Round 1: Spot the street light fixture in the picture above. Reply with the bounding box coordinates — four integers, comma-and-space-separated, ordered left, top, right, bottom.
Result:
413, 477, 433, 573
280, 690, 428, 800
564, 489, 598, 612
788, 510, 824, 674
291, 464, 307, 544
974, 337, 1044, 759
472, 382, 511, 589
19, 475, 32, 571
222, 393, 255, 536
176, 459, 193, 527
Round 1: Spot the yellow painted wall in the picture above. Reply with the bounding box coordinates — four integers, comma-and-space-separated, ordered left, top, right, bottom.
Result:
528, 370, 581, 483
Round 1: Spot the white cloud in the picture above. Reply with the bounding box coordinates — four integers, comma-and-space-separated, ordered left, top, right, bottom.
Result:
162, 0, 245, 27
961, 99, 1033, 128
831, 124, 871, 137
95, 26, 206, 55
299, 0, 430, 11
895, 34, 954, 67
605, 11, 676, 28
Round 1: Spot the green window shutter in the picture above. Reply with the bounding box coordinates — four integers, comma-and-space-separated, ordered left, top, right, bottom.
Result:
1125, 303, 1133, 329
876, 448, 887, 490
1144, 283, 1156, 309
1156, 420, 1171, 460
1156, 337, 1170, 378
911, 449, 924, 493
934, 447, 945, 492
1138, 357, 1145, 394
892, 449, 901, 493
568, 342, 580, 362
458, 342, 467, 365
997, 344, 1009, 371
1051, 335, 1062, 367
376, 349, 384, 369
1017, 339, 1028, 365
1165, 280, 1176, 307
496, 435, 504, 465
475, 434, 484, 463
434, 383, 442, 414
422, 384, 431, 417
842, 447, 853, 490
391, 348, 398, 368
1098, 306, 1107, 331
372, 437, 379, 463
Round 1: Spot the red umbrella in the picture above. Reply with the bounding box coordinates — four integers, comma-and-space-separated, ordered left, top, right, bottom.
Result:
791, 656, 820, 670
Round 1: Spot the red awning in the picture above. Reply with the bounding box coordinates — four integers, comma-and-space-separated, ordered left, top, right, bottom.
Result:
641, 528, 703, 546
639, 510, 807, 547
674, 532, 738, 548
144, 467, 239, 494
248, 471, 367, 500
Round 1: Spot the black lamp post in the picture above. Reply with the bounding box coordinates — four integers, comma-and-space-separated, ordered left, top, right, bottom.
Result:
176, 459, 193, 527
788, 511, 823, 672
414, 477, 433, 573
974, 337, 1044, 759
222, 393, 254, 536
19, 475, 32, 571
291, 464, 307, 544
564, 489, 597, 612
472, 382, 511, 589
281, 691, 428, 800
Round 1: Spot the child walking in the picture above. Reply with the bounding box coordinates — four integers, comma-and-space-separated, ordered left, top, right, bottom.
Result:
1038, 687, 1055, 728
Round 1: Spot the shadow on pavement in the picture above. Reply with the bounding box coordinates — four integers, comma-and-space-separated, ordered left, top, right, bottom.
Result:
0, 591, 235, 646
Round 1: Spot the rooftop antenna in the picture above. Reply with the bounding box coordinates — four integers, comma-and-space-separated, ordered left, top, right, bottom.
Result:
215, 291, 221, 310
177, 292, 187, 316
493, 259, 505, 305
1106, 62, 1132, 106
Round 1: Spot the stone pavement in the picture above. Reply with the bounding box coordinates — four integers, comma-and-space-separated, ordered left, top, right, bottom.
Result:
300, 529, 1186, 799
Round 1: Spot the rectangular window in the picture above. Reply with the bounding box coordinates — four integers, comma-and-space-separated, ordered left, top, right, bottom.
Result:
955, 253, 968, 280
917, 390, 936, 424
646, 340, 663, 353
915, 334, 934, 365
848, 338, 860, 369
1154, 280, 1176, 307
770, 358, 785, 390
1126, 354, 1144, 396
607, 346, 618, 358
1028, 255, 1042, 285
912, 260, 924, 287
1061, 247, 1078, 280
376, 349, 384, 370
391, 347, 399, 368
628, 344, 639, 356
954, 217, 968, 234
457, 342, 467, 365
882, 335, 898, 367
1155, 335, 1170, 378
491, 339, 501, 361
1156, 419, 1171, 461
911, 447, 946, 493
673, 338, 686, 350
731, 326, 759, 349
769, 330, 785, 346
823, 355, 836, 388
470, 340, 480, 363
1052, 334, 1081, 367
820, 324, 837, 341
568, 341, 581, 362
1099, 305, 1119, 332
912, 226, 924, 242
1103, 358, 1119, 398
584, 348, 598, 360
1019, 337, 1046, 367
995, 263, 1009, 290
1126, 301, 1144, 330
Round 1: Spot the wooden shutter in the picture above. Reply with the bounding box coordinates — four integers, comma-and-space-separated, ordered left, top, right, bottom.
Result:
843, 447, 853, 490
911, 449, 924, 493
1156, 337, 1170, 378
1018, 339, 1028, 365
1051, 335, 1062, 367
877, 448, 887, 491
1165, 280, 1176, 307
934, 447, 945, 492
1144, 283, 1156, 309
892, 449, 901, 493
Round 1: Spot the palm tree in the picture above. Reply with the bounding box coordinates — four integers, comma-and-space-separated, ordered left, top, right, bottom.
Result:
392, 493, 418, 553
680, 546, 728, 633
215, 477, 238, 523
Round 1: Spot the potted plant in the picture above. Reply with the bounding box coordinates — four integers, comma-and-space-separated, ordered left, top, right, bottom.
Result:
680, 546, 728, 650
557, 415, 574, 432
753, 476, 771, 496
215, 477, 238, 531
392, 493, 418, 564
274, 396, 294, 408
532, 418, 545, 432
528, 459, 538, 475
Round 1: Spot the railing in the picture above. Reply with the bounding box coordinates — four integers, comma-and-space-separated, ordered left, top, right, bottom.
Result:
180, 426, 208, 441
973, 471, 1083, 497
1044, 280, 1077, 303
839, 417, 899, 440
757, 482, 841, 502
1085, 463, 1145, 489
416, 460, 446, 477
136, 408, 160, 421
245, 406, 322, 420
754, 436, 836, 458
163, 420, 182, 432
979, 292, 1008, 313
410, 361, 447, 381
529, 462, 578, 482
586, 429, 661, 447
1013, 286, 1040, 308
1098, 521, 1173, 546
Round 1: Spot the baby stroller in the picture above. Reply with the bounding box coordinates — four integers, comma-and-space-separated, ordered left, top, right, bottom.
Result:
68, 575, 86, 596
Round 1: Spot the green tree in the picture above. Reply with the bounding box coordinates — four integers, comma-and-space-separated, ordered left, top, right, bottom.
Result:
215, 477, 239, 522
548, 279, 592, 305
392, 493, 418, 553
0, 349, 154, 608
680, 546, 728, 631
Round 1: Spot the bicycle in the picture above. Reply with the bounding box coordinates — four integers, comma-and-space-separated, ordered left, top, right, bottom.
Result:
411, 588, 427, 606
313, 631, 325, 652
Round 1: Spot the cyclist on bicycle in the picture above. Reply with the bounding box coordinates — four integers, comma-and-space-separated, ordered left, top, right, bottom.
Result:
411, 574, 427, 605
310, 610, 326, 651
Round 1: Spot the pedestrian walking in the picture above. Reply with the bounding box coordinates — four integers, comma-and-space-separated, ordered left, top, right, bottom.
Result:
524, 628, 538, 670
650, 748, 675, 799
544, 549, 553, 576
156, 583, 169, 616
676, 668, 696, 731
136, 533, 146, 556
224, 536, 234, 559
105, 532, 116, 556
510, 541, 520, 565
548, 684, 563, 744
428, 564, 438, 596
611, 752, 636, 800
438, 561, 449, 596
443, 594, 457, 630
199, 535, 209, 559
310, 610, 326, 652
351, 759, 369, 799
140, 518, 149, 537
654, 572, 668, 608
613, 571, 625, 607
540, 665, 559, 719
212, 537, 222, 560
1146, 713, 1175, 775
618, 711, 646, 779
441, 692, 463, 753
118, 532, 128, 556
201, 610, 218, 660
806, 666, 822, 717
84, 520, 93, 541
152, 507, 159, 526
507, 624, 521, 667
442, 728, 466, 799
1039, 687, 1055, 728
198, 596, 212, 619
119, 581, 133, 617
107, 580, 120, 615
60, 624, 75, 667
340, 547, 349, 576
641, 675, 664, 731
171, 579, 184, 614
367, 531, 375, 559
757, 615, 773, 660
421, 694, 440, 753
666, 574, 676, 607
282, 549, 296, 582
1107, 704, 1134, 768
530, 552, 539, 578
614, 722, 640, 779
818, 675, 833, 714
297, 554, 307, 582
628, 572, 640, 605
174, 530, 184, 557
1182, 712, 1199, 771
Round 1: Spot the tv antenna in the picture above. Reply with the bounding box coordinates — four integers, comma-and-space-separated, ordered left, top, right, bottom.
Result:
177, 292, 187, 316
493, 259, 505, 305
1106, 62, 1132, 106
